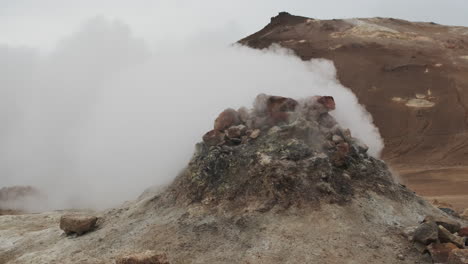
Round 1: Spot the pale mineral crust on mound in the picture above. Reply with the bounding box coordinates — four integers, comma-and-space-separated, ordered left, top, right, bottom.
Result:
169, 94, 408, 210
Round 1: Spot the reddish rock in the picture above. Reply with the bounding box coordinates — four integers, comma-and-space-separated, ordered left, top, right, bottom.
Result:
202, 130, 225, 146
317, 96, 336, 111
266, 96, 298, 113
448, 249, 468, 264
116, 251, 169, 264
459, 227, 468, 237
332, 142, 350, 166
428, 243, 458, 263
214, 108, 240, 131
59, 214, 98, 235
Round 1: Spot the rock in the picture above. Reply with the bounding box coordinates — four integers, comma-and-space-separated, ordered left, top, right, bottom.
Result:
425, 215, 461, 233
331, 142, 350, 166
448, 249, 468, 264
317, 96, 336, 111
202, 130, 225, 146
226, 125, 247, 139
214, 108, 240, 131
248, 129, 261, 139
116, 251, 169, 264
397, 254, 405, 260
413, 221, 438, 245
459, 227, 468, 237
237, 107, 250, 123
427, 243, 458, 263
59, 214, 98, 235
438, 225, 466, 248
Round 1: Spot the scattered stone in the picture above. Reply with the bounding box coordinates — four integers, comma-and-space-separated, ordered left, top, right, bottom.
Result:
214, 108, 240, 131
438, 225, 466, 248
413, 221, 438, 245
59, 214, 98, 235
397, 254, 405, 260
425, 215, 461, 233
116, 251, 169, 264
448, 249, 468, 264
249, 129, 261, 139
202, 130, 225, 146
427, 243, 458, 263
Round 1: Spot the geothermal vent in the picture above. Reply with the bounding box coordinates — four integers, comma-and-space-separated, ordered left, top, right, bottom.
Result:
168, 94, 407, 209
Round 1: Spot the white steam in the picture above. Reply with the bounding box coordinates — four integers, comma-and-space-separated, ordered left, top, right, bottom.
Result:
0, 18, 383, 210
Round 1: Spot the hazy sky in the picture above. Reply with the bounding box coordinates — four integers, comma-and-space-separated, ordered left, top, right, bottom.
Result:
2, 0, 468, 50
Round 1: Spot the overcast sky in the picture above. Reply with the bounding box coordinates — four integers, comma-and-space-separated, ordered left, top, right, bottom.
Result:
2, 0, 468, 50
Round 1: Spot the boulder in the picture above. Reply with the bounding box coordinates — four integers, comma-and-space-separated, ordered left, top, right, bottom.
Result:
448, 249, 468, 264
214, 108, 240, 131
438, 225, 466, 248
202, 130, 225, 146
413, 221, 438, 245
59, 214, 98, 235
440, 207, 460, 218
116, 251, 169, 264
428, 243, 458, 263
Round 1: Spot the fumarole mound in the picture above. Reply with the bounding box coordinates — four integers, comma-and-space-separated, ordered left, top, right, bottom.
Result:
1, 94, 465, 264
169, 94, 404, 209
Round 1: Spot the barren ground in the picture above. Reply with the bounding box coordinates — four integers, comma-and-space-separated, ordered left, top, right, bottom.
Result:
394, 165, 468, 211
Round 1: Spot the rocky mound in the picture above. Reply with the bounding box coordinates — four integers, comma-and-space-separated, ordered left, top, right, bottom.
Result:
0, 94, 466, 264
170, 94, 402, 210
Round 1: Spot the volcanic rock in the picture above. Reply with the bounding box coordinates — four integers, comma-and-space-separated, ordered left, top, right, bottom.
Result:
59, 214, 98, 235
214, 108, 240, 131
202, 130, 225, 146
427, 243, 458, 263
413, 221, 438, 245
